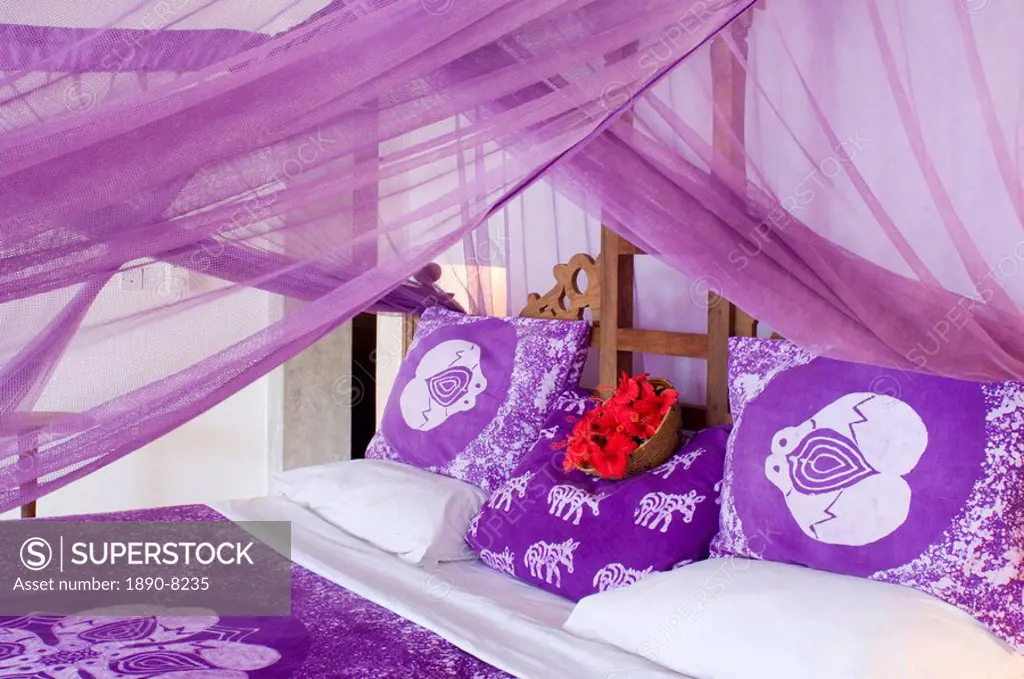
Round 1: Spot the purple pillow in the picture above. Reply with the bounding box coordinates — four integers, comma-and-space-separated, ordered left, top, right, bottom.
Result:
467, 389, 728, 601
712, 337, 1024, 650
365, 307, 589, 493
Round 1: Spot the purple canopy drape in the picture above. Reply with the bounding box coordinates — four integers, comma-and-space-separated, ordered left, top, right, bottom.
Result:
1, 0, 1022, 512
559, 0, 1024, 380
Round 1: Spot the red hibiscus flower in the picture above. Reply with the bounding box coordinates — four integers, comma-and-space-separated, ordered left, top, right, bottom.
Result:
562, 374, 680, 479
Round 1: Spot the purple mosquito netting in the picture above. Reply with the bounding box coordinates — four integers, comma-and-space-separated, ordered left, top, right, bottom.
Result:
1, 0, 1022, 512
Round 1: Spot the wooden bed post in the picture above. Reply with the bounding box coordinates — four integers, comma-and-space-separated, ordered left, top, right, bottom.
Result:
705, 9, 756, 426
2, 412, 78, 519
17, 428, 37, 518
401, 315, 417, 358
597, 41, 641, 397
597, 228, 636, 396
706, 296, 732, 427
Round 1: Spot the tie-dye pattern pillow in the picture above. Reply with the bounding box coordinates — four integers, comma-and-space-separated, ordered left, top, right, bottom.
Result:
467, 389, 728, 601
365, 307, 589, 493
711, 337, 1024, 650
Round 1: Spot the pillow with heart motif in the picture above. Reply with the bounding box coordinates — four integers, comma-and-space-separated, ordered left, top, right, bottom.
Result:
365, 306, 589, 493
711, 337, 1024, 651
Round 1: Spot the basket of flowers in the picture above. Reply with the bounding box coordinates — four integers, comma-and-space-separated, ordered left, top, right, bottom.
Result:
562, 373, 681, 480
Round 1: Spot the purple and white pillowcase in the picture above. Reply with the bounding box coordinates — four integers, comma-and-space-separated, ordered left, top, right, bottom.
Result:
365, 306, 589, 493
711, 337, 1024, 649
466, 389, 729, 601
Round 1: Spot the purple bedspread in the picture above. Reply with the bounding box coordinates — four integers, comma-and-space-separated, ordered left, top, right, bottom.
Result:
0, 505, 511, 678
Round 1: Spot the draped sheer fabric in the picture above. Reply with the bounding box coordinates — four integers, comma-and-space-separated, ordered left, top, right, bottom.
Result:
486, 0, 1024, 389
556, 0, 1024, 380
0, 0, 753, 511
1, 0, 1022, 512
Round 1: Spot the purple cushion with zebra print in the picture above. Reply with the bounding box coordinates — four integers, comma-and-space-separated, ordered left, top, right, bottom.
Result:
466, 388, 728, 601
711, 337, 1024, 650
365, 306, 589, 493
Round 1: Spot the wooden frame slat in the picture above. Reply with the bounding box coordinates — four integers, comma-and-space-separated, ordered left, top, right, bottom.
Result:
617, 240, 646, 256
614, 329, 709, 358
732, 307, 758, 338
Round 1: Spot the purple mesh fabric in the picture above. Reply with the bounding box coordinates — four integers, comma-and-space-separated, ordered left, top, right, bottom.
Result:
549, 1, 1024, 381
2, 0, 1022, 513
0, 0, 750, 512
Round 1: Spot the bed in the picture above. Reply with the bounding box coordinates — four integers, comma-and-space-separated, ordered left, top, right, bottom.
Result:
0, 229, 750, 678
5, 231, 1022, 678
4, 1, 1023, 675
0, 500, 682, 678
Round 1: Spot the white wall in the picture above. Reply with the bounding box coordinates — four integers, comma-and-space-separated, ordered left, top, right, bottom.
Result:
2, 266, 280, 519
2, 375, 273, 520
375, 315, 405, 428
39, 377, 272, 516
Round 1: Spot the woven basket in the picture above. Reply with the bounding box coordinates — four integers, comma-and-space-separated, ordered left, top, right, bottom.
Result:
580, 378, 681, 480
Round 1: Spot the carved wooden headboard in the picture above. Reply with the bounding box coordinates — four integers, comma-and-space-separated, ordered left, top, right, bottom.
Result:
400, 228, 761, 429
518, 229, 759, 429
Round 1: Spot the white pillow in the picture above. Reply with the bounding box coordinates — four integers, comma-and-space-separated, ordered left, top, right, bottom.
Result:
564, 558, 1024, 679
272, 459, 485, 567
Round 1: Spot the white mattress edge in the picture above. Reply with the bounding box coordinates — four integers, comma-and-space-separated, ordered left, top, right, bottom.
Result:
210, 497, 685, 679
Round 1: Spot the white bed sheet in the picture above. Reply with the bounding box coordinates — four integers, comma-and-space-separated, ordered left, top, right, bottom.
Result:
212, 496, 685, 679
